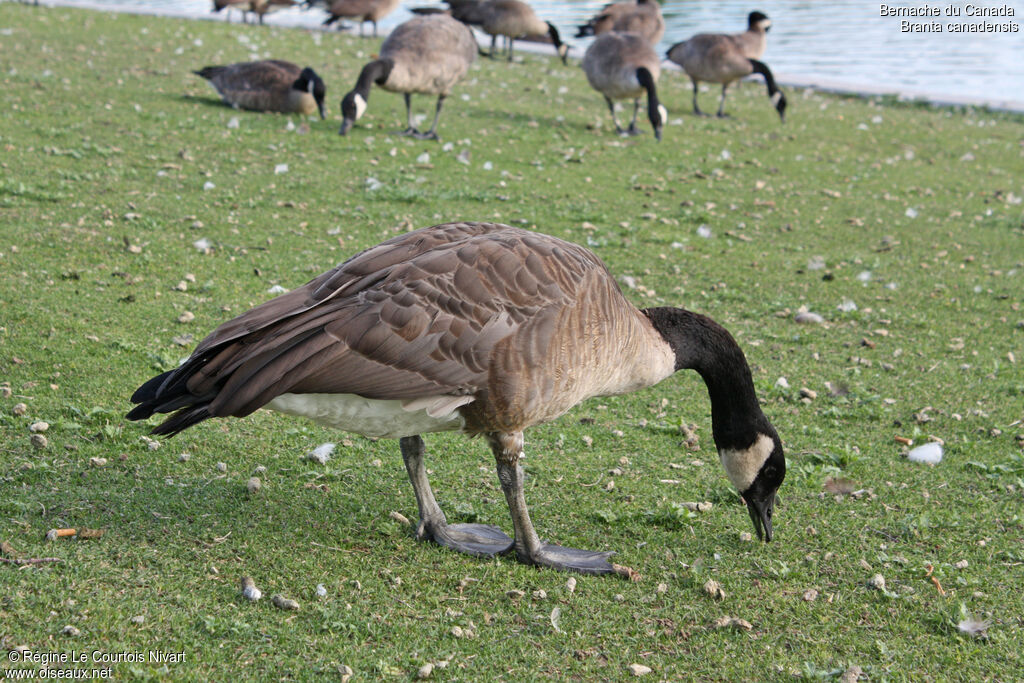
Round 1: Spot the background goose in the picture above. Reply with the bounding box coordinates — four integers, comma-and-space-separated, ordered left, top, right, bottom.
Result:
128, 222, 786, 575
322, 0, 401, 36
583, 31, 667, 140
575, 0, 665, 46
212, 0, 253, 23
248, 0, 298, 24
339, 15, 477, 140
470, 0, 568, 65
666, 10, 785, 121
194, 60, 327, 119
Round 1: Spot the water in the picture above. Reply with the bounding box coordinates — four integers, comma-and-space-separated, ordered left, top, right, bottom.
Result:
29, 0, 1024, 109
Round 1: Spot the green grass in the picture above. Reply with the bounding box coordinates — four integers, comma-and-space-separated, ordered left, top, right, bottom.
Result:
1, 4, 1023, 680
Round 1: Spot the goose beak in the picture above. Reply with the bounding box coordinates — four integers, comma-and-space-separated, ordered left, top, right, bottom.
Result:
317, 101, 327, 121
745, 493, 774, 542
339, 118, 353, 135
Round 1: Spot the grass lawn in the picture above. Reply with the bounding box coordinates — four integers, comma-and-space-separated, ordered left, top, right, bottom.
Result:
1, 4, 1022, 680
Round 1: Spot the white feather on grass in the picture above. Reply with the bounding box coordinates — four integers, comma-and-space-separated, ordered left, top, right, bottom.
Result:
907, 442, 943, 464
306, 442, 336, 464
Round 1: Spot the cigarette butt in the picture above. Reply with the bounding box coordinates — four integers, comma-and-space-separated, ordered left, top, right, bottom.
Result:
931, 576, 945, 596
45, 528, 77, 541
894, 436, 913, 445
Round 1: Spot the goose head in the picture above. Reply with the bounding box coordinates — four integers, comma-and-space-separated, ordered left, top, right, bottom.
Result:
296, 67, 327, 120
718, 432, 785, 541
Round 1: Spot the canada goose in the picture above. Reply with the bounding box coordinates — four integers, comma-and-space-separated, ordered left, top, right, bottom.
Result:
470, 0, 568, 65
194, 60, 327, 119
666, 11, 786, 121
212, 0, 252, 23
339, 15, 477, 140
323, 0, 400, 36
248, 0, 298, 25
575, 0, 664, 45
128, 222, 786, 575
582, 31, 667, 140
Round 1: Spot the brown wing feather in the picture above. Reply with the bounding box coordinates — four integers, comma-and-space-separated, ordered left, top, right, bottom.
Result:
159, 223, 603, 421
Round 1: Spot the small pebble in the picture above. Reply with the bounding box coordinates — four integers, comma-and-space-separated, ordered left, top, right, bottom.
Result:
339, 665, 354, 683
241, 577, 262, 602
739, 531, 753, 542
0, 386, 11, 398
316, 584, 327, 598
417, 662, 434, 679
565, 577, 577, 594
246, 476, 262, 494
803, 589, 819, 602
628, 663, 652, 677
307, 442, 335, 464
867, 573, 886, 591
506, 589, 525, 600
271, 594, 300, 611
450, 625, 465, 638
13, 402, 28, 416
954, 560, 969, 569
30, 434, 48, 449
178, 311, 195, 324
62, 625, 81, 637
178, 453, 190, 462
130, 615, 145, 625
90, 457, 107, 467
799, 388, 817, 400
216, 462, 227, 473
711, 616, 752, 630
254, 465, 267, 475
29, 421, 49, 433
532, 589, 547, 600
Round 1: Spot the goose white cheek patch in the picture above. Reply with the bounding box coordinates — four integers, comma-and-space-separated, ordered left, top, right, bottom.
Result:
719, 433, 774, 493
658, 104, 668, 123
354, 93, 367, 120
771, 91, 783, 106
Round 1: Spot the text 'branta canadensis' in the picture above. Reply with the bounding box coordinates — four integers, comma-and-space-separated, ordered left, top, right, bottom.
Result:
194, 60, 327, 119
575, 0, 664, 46
339, 15, 477, 140
322, 0, 400, 37
469, 0, 568, 65
583, 31, 667, 140
128, 222, 786, 575
666, 10, 786, 122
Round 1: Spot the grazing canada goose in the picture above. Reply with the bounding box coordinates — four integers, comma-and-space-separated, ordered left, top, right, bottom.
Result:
248, 0, 298, 25
322, 0, 401, 36
582, 31, 667, 140
212, 0, 253, 23
575, 0, 664, 46
339, 15, 477, 140
471, 0, 568, 65
666, 11, 786, 121
194, 60, 327, 119
128, 222, 786, 574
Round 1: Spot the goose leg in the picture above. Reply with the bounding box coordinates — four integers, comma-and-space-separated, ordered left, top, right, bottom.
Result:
507, 37, 514, 62
489, 34, 498, 59
398, 93, 419, 137
625, 98, 641, 135
411, 95, 445, 141
691, 78, 708, 117
401, 436, 513, 557
604, 96, 625, 136
489, 432, 615, 575
716, 84, 730, 118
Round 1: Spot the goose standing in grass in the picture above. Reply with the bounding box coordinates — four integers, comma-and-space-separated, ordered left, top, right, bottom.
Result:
128, 222, 786, 575
322, 0, 401, 36
583, 31, 667, 140
665, 11, 786, 121
248, 0, 298, 24
212, 0, 253, 23
339, 15, 477, 140
575, 0, 664, 45
470, 0, 569, 65
194, 60, 327, 119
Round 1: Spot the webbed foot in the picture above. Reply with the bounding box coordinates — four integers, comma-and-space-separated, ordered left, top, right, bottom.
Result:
421, 521, 514, 557
519, 543, 616, 575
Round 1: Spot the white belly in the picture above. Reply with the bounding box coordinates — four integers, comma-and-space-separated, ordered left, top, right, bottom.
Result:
265, 393, 467, 439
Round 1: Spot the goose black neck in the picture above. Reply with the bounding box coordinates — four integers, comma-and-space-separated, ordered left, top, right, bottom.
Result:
356, 59, 393, 96
636, 68, 660, 117
643, 307, 769, 450
546, 22, 563, 50
749, 59, 779, 95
